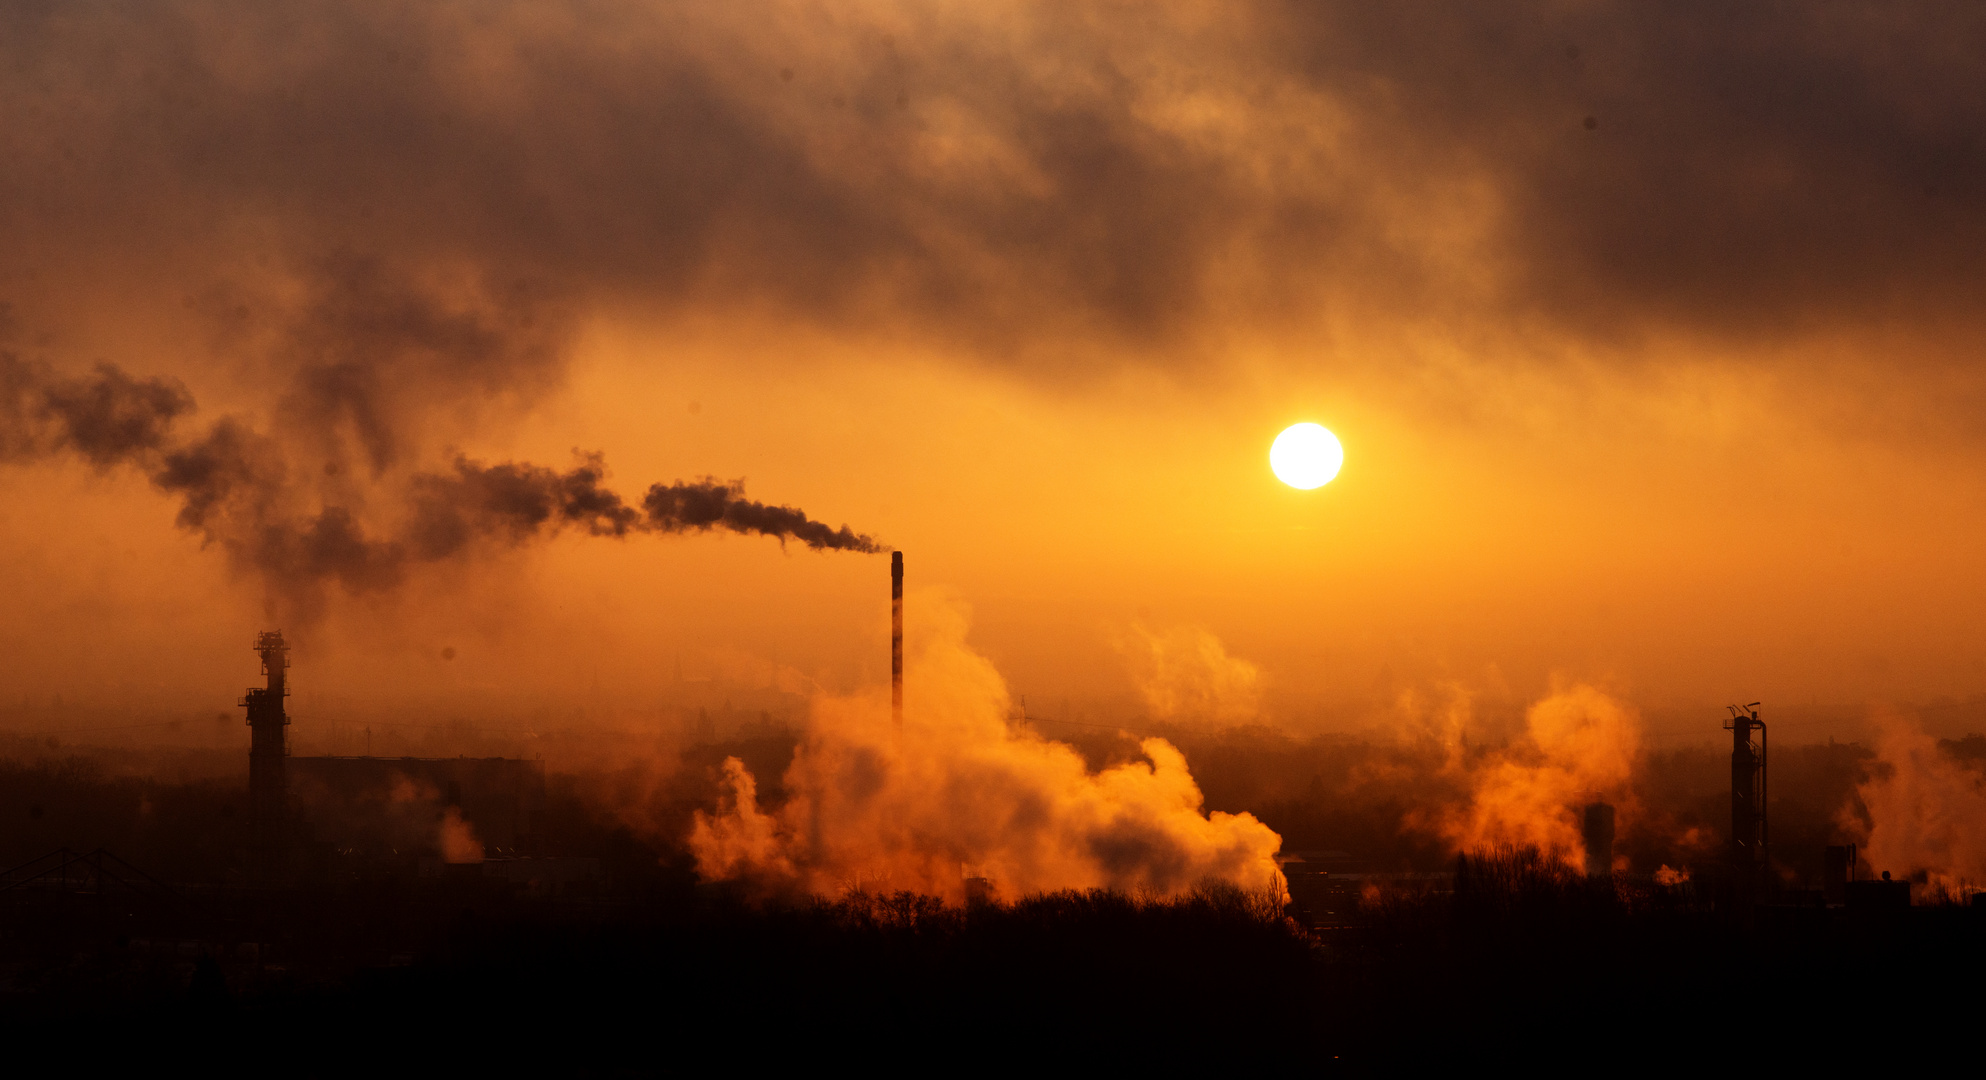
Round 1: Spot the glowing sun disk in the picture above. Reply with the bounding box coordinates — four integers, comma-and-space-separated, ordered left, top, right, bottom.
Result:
1270, 423, 1343, 489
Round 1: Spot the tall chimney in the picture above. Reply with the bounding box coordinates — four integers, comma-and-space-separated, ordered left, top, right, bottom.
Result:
891, 551, 903, 730
241, 630, 291, 865
1726, 702, 1767, 904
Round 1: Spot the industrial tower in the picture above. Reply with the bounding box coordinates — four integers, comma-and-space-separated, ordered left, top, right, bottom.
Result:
1725, 701, 1767, 903
241, 631, 291, 862
892, 551, 903, 731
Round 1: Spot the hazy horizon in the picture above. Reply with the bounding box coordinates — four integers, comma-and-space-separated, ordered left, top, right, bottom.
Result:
9, 3, 1986, 750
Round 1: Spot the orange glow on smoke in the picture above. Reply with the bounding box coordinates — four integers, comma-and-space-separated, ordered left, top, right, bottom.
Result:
1427, 684, 1640, 871
439, 806, 486, 864
1846, 713, 1986, 898
690, 592, 1284, 901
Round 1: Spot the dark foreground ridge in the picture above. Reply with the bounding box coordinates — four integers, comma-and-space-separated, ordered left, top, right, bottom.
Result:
1, 851, 1979, 1069
2, 709, 1980, 1068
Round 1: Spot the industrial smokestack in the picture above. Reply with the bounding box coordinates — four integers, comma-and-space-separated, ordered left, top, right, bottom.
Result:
892, 551, 903, 731
1581, 802, 1615, 878
240, 630, 291, 866
1725, 702, 1767, 903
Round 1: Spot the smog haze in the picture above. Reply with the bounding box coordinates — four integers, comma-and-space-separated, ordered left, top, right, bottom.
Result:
6, 3, 1986, 739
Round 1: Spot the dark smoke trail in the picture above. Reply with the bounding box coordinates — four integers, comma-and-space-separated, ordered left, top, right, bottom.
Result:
0, 355, 880, 619
642, 480, 881, 553
408, 454, 643, 559
1, 353, 193, 466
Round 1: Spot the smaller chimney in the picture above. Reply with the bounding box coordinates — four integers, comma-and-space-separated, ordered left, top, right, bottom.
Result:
1581, 802, 1615, 878
1823, 844, 1856, 906
891, 551, 903, 730
241, 630, 292, 867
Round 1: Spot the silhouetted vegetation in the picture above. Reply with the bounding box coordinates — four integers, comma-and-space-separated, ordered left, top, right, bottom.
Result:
6, 846, 1981, 1067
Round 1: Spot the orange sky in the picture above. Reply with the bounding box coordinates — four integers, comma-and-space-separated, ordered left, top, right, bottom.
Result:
5, 3, 1986, 744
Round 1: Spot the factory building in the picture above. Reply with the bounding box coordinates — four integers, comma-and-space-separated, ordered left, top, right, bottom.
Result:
289, 755, 547, 856
237, 632, 549, 866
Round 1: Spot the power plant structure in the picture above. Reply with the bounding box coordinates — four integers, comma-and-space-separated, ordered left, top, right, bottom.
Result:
1725, 702, 1767, 903
220, 618, 1916, 913
1824, 843, 1856, 905
223, 547, 917, 875
892, 550, 904, 731
234, 631, 550, 873
240, 631, 291, 864
289, 755, 547, 856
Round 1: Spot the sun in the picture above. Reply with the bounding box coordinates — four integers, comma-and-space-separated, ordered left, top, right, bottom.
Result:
1269, 423, 1343, 489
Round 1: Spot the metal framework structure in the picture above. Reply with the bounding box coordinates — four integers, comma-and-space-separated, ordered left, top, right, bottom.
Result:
1724, 701, 1768, 897
0, 847, 176, 906
240, 630, 291, 863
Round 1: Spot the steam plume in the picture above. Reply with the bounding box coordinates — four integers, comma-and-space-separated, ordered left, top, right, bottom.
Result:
439, 807, 487, 865
1418, 683, 1640, 871
690, 593, 1284, 900
1116, 624, 1263, 723
1842, 713, 1986, 897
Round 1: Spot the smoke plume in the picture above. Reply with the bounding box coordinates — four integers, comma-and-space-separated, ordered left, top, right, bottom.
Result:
642, 480, 879, 553
690, 593, 1284, 900
1843, 713, 1986, 897
439, 806, 487, 865
0, 354, 193, 467
0, 354, 878, 620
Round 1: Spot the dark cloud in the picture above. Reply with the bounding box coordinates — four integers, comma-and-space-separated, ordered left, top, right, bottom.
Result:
272, 254, 574, 478
1271, 3, 1986, 342
1, 2, 1977, 363
1, 1, 1981, 618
